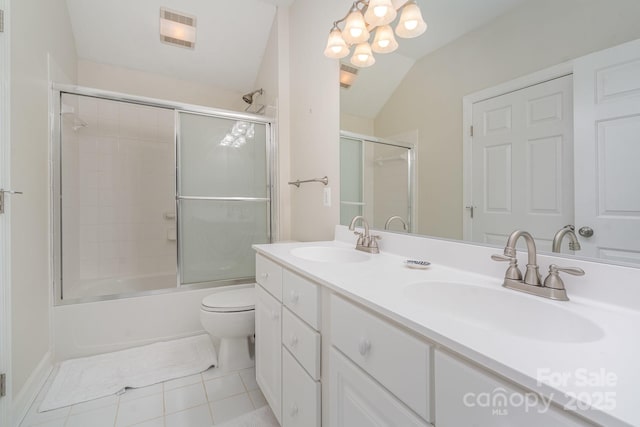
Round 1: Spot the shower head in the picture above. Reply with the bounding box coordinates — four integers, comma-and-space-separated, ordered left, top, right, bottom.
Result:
242, 88, 263, 104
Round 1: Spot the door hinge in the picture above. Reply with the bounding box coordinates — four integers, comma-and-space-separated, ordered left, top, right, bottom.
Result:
0, 10, 4, 33
470, 125, 474, 137
0, 373, 6, 397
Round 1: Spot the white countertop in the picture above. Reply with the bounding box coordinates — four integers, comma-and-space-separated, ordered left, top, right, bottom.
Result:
253, 233, 640, 427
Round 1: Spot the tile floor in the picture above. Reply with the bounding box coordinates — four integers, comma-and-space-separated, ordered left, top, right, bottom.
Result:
20, 365, 267, 427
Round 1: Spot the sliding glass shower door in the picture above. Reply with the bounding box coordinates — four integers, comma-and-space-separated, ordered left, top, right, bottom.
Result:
178, 112, 271, 286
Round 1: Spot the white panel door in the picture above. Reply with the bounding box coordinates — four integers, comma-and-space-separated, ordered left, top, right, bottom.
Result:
471, 75, 574, 251
573, 39, 640, 264
0, 1, 11, 424
255, 284, 282, 423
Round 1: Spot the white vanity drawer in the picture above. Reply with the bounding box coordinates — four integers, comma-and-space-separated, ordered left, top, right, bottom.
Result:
282, 269, 320, 329
330, 295, 432, 422
282, 307, 321, 380
282, 348, 321, 427
256, 254, 283, 301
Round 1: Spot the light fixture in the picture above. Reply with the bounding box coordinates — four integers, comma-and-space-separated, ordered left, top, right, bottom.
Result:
324, 26, 350, 59
371, 25, 398, 53
160, 8, 197, 49
395, 1, 427, 38
364, 0, 397, 27
351, 43, 375, 68
323, 1, 427, 68
342, 7, 370, 45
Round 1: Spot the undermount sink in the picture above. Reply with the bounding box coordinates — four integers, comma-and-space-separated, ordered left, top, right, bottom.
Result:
290, 246, 370, 263
404, 281, 604, 343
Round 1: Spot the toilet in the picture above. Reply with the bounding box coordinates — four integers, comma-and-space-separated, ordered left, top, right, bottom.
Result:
200, 286, 255, 371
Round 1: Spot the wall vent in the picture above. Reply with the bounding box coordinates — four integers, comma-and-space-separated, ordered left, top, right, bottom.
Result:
160, 8, 196, 49
340, 64, 359, 89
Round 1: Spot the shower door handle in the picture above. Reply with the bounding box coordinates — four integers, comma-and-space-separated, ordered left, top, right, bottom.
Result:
0, 189, 23, 214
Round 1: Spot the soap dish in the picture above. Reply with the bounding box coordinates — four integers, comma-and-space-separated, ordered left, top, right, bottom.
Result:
405, 260, 431, 269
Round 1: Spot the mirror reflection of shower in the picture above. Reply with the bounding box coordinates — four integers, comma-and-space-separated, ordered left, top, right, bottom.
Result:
242, 88, 265, 114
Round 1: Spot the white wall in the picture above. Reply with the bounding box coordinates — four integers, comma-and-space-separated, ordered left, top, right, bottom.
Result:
10, 0, 77, 408
77, 60, 247, 112
375, 0, 640, 240
288, 0, 343, 241
340, 113, 374, 135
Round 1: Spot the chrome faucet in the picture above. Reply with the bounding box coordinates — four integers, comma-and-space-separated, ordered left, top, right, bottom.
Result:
384, 216, 408, 231
348, 216, 380, 254
492, 230, 585, 301
552, 225, 581, 253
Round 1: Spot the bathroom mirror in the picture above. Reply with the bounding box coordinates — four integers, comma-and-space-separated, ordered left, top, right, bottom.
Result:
340, 0, 640, 267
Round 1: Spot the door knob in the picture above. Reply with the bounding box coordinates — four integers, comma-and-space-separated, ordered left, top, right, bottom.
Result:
578, 227, 594, 237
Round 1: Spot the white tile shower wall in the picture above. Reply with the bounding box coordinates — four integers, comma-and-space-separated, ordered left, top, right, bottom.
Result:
62, 95, 176, 299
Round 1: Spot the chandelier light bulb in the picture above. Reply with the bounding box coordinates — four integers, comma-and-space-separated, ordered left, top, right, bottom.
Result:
323, 27, 349, 58
350, 43, 375, 68
372, 25, 398, 53
343, 9, 370, 44
364, 0, 397, 27
396, 1, 427, 39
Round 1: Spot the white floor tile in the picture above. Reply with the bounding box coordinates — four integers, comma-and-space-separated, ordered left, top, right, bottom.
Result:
21, 403, 70, 427
66, 405, 117, 427
239, 368, 258, 391
210, 393, 254, 424
163, 373, 202, 391
119, 383, 163, 402
204, 374, 245, 402
23, 418, 66, 427
248, 389, 267, 409
164, 382, 207, 415
115, 393, 164, 427
201, 366, 234, 382
70, 394, 119, 414
129, 417, 164, 427
165, 404, 213, 427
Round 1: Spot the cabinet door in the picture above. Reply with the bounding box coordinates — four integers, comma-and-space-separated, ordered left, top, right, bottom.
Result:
255, 284, 282, 423
282, 349, 320, 427
435, 350, 590, 426
330, 349, 429, 427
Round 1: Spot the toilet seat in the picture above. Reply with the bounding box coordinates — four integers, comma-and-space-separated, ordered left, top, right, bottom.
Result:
201, 287, 255, 313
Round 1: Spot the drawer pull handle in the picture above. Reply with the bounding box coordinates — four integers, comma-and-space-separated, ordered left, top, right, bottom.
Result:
290, 334, 298, 347
358, 338, 371, 356
261, 272, 269, 279
289, 290, 299, 304
271, 311, 279, 320
290, 403, 299, 417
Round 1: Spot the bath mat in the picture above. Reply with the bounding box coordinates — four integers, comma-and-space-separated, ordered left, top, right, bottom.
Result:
215, 406, 279, 427
39, 334, 217, 412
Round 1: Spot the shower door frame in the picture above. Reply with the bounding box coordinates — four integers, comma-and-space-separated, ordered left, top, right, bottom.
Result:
51, 84, 278, 306
339, 130, 416, 233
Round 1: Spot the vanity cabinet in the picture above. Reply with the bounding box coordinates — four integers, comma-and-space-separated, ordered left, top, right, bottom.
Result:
434, 350, 590, 427
255, 282, 282, 422
255, 254, 321, 427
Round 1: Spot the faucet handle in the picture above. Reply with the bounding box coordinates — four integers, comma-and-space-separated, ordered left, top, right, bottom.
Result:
543, 264, 585, 290
369, 235, 381, 248
491, 254, 523, 281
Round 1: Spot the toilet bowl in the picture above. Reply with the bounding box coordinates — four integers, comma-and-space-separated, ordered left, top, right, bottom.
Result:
200, 287, 255, 371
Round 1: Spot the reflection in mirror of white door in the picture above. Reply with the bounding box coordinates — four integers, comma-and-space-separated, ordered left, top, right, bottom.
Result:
574, 38, 640, 265
0, 0, 12, 424
469, 75, 574, 252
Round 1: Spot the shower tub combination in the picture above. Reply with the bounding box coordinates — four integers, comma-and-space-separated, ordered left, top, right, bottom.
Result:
51, 86, 275, 358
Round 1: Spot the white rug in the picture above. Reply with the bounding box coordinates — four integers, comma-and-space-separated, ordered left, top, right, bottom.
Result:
216, 406, 279, 427
39, 334, 217, 412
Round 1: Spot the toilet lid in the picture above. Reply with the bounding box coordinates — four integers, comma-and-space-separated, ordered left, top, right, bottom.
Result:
202, 287, 255, 312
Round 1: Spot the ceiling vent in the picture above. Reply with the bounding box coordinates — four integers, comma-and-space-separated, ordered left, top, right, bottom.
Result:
160, 8, 197, 49
340, 64, 359, 89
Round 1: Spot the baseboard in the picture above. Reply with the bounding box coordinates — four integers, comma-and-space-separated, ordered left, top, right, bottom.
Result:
11, 351, 53, 427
